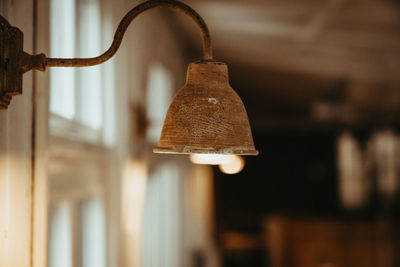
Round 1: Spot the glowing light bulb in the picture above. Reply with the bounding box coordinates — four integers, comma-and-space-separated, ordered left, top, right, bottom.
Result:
189, 154, 234, 165
218, 155, 245, 174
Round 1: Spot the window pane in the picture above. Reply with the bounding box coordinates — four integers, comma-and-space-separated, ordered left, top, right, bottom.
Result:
146, 64, 173, 143
142, 163, 181, 267
337, 132, 366, 209
79, 196, 106, 267
48, 201, 73, 267
50, 0, 76, 119
77, 0, 103, 130
50, 0, 104, 131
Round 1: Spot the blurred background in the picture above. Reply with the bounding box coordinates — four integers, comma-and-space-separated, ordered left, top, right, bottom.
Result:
3, 0, 400, 266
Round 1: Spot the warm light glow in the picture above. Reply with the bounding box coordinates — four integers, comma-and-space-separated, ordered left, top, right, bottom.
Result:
218, 155, 245, 174
122, 160, 147, 267
190, 154, 245, 174
189, 154, 235, 165
370, 130, 398, 198
122, 160, 147, 235
337, 132, 366, 209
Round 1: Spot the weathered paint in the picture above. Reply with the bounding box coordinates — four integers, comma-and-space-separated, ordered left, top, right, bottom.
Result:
154, 61, 258, 155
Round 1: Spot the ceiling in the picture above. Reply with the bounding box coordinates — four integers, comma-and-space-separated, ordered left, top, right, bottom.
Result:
167, 0, 400, 132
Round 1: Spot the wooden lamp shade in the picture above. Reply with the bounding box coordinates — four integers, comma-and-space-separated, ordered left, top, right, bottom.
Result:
154, 61, 258, 155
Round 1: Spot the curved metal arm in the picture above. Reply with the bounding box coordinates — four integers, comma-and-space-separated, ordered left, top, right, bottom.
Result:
45, 0, 213, 68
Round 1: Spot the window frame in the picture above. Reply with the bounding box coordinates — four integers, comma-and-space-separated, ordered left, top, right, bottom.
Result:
46, 0, 116, 266
49, 0, 108, 144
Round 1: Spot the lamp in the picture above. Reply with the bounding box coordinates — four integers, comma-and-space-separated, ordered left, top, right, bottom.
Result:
0, 0, 258, 155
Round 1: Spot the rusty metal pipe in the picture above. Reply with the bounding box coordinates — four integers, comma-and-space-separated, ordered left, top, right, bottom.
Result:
45, 0, 213, 68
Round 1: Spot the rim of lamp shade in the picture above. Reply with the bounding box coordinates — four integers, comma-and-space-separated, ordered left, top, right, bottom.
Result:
153, 146, 259, 155
153, 60, 258, 156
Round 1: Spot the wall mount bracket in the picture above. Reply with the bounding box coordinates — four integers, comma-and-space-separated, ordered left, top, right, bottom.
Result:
0, 16, 23, 109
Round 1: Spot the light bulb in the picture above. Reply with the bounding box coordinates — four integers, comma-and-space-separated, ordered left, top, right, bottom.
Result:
218, 155, 245, 174
189, 154, 234, 165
